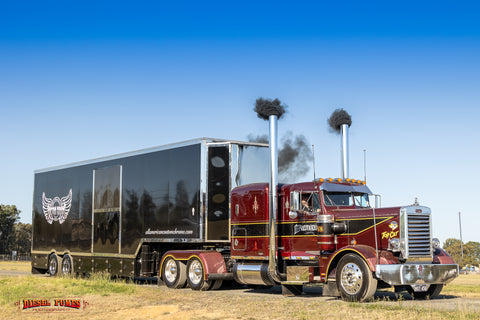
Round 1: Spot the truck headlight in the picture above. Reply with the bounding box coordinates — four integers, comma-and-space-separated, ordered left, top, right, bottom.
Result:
431, 238, 441, 249
389, 238, 401, 252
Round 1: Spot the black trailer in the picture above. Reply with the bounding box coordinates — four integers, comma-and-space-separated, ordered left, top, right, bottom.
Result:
31, 138, 269, 277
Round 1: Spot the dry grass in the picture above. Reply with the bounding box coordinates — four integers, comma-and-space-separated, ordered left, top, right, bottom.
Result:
0, 261, 479, 319
442, 273, 480, 297
0, 261, 31, 272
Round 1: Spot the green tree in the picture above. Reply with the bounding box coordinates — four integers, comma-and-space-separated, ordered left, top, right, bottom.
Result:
443, 238, 480, 268
0, 205, 21, 254
12, 222, 31, 255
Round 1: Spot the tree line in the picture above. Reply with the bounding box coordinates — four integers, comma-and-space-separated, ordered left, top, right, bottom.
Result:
443, 238, 480, 269
0, 205, 31, 256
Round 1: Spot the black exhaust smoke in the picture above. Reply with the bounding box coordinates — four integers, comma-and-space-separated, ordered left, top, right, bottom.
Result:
247, 133, 312, 182
328, 108, 352, 133
254, 97, 286, 120
328, 108, 352, 179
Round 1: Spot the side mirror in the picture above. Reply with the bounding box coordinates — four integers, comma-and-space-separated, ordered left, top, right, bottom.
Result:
290, 191, 300, 211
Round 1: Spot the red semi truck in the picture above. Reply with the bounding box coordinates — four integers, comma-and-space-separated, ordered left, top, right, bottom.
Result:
158, 114, 458, 302
160, 177, 458, 301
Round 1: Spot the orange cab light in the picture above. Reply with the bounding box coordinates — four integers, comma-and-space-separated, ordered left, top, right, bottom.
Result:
319, 178, 324, 182
362, 181, 366, 185
351, 179, 356, 183
328, 178, 333, 182
337, 178, 342, 182
346, 178, 351, 182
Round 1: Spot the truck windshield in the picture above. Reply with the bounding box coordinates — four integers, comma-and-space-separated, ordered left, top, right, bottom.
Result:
324, 191, 370, 208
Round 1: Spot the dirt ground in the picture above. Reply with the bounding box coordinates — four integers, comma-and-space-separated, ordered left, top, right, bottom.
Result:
3, 268, 479, 315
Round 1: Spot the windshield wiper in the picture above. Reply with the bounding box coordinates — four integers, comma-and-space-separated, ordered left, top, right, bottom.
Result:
324, 193, 336, 206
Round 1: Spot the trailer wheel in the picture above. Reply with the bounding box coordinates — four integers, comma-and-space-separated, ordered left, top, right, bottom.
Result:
407, 284, 443, 300
48, 253, 59, 277
61, 254, 73, 276
186, 257, 212, 291
336, 253, 377, 302
162, 257, 187, 289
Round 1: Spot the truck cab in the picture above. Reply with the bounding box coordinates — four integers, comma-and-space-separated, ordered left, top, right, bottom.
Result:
230, 178, 458, 301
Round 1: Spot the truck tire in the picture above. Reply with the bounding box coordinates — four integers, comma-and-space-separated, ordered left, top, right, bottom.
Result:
48, 253, 59, 277
336, 253, 377, 302
162, 257, 187, 289
61, 254, 74, 276
211, 279, 223, 290
186, 257, 212, 291
407, 284, 443, 300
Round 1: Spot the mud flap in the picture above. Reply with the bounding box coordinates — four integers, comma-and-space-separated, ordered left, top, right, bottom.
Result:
322, 281, 340, 297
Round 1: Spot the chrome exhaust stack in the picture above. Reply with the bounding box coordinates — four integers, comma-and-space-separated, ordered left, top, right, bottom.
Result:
268, 114, 281, 282
341, 123, 349, 179
254, 98, 286, 283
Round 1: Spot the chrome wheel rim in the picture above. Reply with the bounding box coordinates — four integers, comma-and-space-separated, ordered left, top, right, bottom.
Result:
188, 260, 202, 285
164, 259, 178, 283
340, 262, 363, 295
62, 257, 71, 275
49, 256, 57, 275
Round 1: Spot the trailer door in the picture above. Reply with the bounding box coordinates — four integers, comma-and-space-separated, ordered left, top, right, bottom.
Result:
92, 165, 122, 254
206, 146, 230, 241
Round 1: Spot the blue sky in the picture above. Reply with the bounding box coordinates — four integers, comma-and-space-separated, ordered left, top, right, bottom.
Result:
1, 1, 479, 244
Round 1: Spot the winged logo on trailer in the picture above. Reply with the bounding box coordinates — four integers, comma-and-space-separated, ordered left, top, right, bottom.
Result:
42, 189, 72, 224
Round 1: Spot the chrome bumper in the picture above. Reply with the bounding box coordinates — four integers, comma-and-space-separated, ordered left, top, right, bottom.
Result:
375, 264, 459, 285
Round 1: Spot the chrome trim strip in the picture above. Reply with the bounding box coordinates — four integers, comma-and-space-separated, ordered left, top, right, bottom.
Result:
31, 250, 136, 259
35, 138, 267, 173
119, 165, 123, 254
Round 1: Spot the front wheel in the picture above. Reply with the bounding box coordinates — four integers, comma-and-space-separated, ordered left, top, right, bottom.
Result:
336, 253, 377, 302
186, 258, 212, 291
407, 284, 443, 300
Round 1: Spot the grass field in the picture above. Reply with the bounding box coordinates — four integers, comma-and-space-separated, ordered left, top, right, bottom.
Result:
0, 261, 479, 319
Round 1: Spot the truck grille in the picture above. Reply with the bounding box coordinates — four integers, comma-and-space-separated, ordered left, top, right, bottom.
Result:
401, 209, 432, 260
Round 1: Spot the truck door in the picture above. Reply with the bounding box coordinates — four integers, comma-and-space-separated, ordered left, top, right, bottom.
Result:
92, 165, 122, 254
